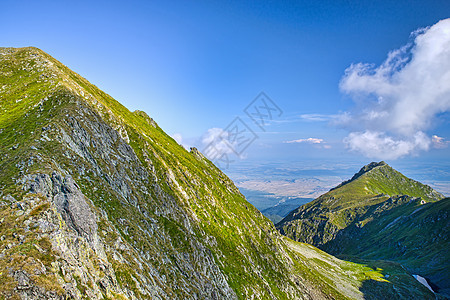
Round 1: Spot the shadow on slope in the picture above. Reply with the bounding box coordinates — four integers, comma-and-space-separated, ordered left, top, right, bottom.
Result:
341, 256, 446, 300
284, 238, 436, 299
323, 197, 450, 298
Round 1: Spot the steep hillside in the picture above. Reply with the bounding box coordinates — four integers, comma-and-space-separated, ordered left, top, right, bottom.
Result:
0, 47, 436, 299
336, 197, 449, 297
277, 162, 448, 297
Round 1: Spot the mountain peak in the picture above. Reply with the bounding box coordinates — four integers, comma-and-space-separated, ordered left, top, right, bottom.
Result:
330, 161, 388, 191
351, 161, 387, 181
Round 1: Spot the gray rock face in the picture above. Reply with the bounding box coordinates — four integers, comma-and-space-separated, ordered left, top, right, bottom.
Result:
12, 95, 237, 299
14, 270, 64, 300
25, 173, 52, 197
51, 173, 98, 243
21, 172, 97, 244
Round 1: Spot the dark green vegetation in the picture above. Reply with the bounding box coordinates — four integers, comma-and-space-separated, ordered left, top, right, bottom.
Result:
0, 47, 438, 299
277, 161, 449, 298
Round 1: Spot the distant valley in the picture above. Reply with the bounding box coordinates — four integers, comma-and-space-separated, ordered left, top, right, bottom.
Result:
232, 167, 346, 223
237, 187, 313, 223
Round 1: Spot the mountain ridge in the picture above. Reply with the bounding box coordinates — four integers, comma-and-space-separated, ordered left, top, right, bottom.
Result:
330, 161, 387, 191
0, 47, 437, 299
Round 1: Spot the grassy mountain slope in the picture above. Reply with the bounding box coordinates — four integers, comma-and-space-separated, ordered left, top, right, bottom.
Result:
337, 197, 449, 296
0, 47, 436, 299
277, 162, 448, 297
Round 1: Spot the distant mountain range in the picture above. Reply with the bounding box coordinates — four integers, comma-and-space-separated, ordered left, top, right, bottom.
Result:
277, 161, 449, 298
236, 187, 313, 223
261, 197, 312, 224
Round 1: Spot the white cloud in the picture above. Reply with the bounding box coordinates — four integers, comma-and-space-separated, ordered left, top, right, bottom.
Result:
201, 128, 236, 159
432, 135, 449, 149
339, 18, 450, 159
172, 133, 183, 144
285, 137, 324, 144
284, 137, 331, 149
201, 128, 224, 145
344, 131, 430, 160
171, 133, 190, 150
299, 114, 334, 122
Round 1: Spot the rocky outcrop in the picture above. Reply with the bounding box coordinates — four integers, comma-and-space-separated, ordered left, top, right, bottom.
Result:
23, 173, 98, 244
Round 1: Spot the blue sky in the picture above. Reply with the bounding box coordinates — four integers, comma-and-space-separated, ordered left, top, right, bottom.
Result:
1, 1, 450, 183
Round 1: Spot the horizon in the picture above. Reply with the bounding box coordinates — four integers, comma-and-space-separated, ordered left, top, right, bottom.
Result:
1, 1, 449, 197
